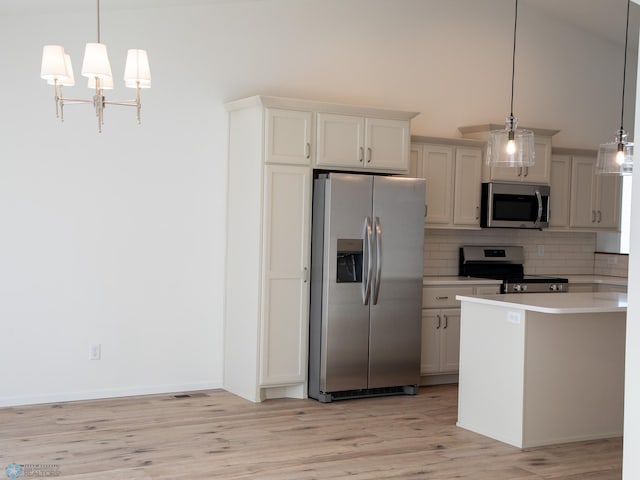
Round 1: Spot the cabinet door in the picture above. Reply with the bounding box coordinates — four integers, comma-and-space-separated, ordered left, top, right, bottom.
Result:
549, 154, 571, 228
521, 136, 552, 183
453, 148, 482, 226
421, 310, 441, 375
439, 308, 461, 373
594, 174, 621, 230
364, 118, 410, 172
259, 165, 311, 386
420, 145, 454, 225
316, 113, 364, 169
265, 108, 313, 165
409, 144, 422, 178
570, 156, 597, 228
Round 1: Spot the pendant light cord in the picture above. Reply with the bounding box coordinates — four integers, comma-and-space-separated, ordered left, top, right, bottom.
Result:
510, 0, 518, 117
620, 0, 630, 132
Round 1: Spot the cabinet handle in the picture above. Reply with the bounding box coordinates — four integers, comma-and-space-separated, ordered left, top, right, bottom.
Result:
367, 147, 372, 163
359, 147, 364, 163
475, 206, 479, 220
443, 315, 448, 329
305, 142, 310, 159
592, 210, 596, 223
435, 296, 449, 300
524, 166, 529, 177
597, 210, 602, 223
303, 267, 309, 283
425, 204, 428, 218
436, 315, 441, 329
517, 167, 523, 177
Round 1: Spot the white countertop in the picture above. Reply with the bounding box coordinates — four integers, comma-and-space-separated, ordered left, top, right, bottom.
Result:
564, 275, 627, 286
456, 291, 627, 314
423, 276, 502, 286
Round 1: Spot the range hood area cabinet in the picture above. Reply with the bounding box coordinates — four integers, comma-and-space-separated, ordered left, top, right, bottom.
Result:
223, 95, 418, 402
549, 148, 621, 231
459, 124, 559, 184
410, 136, 483, 230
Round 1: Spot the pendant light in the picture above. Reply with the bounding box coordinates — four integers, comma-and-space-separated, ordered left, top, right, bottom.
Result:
40, 0, 151, 133
596, 0, 634, 176
487, 0, 535, 167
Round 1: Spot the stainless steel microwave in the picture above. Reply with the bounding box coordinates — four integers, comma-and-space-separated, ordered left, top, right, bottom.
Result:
481, 182, 550, 229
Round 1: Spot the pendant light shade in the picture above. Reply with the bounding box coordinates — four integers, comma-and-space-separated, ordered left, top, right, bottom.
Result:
81, 43, 113, 80
40, 45, 68, 81
487, 115, 535, 166
597, 129, 634, 175
124, 49, 151, 89
47, 54, 75, 87
597, 0, 634, 176
487, 0, 535, 167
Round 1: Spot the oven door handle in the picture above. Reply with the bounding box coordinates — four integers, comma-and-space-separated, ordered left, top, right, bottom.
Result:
535, 190, 543, 226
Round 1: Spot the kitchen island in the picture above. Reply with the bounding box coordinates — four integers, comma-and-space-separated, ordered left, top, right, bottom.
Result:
455, 292, 626, 449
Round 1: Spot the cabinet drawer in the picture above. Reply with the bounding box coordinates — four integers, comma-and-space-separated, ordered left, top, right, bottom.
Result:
422, 286, 473, 309
474, 285, 501, 295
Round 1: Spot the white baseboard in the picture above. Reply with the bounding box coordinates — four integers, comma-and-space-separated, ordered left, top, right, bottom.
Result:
0, 380, 224, 407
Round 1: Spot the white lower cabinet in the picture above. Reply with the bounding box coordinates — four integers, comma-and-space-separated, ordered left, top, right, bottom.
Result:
421, 283, 500, 384
421, 308, 461, 375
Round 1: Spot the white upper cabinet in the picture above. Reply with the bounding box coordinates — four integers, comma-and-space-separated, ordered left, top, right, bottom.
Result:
570, 155, 621, 230
411, 137, 483, 229
459, 124, 559, 184
549, 154, 571, 228
265, 108, 313, 165
316, 113, 411, 173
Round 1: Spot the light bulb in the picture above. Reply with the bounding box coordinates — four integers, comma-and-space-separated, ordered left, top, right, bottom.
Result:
506, 139, 516, 155
616, 149, 625, 165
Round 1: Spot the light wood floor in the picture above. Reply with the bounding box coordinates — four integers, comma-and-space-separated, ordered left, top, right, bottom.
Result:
0, 385, 621, 479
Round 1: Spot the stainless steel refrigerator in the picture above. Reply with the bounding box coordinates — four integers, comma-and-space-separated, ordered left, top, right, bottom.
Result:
308, 173, 426, 402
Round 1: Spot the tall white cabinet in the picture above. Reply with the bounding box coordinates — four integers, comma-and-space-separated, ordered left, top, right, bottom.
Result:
224, 96, 417, 402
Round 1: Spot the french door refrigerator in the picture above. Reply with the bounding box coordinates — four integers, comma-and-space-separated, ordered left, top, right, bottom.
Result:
308, 173, 426, 402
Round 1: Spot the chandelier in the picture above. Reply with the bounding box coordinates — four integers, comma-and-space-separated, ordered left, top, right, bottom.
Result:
486, 0, 535, 168
40, 0, 151, 133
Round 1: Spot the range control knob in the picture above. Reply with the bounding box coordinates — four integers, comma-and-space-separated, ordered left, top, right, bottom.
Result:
513, 284, 522, 292
550, 284, 558, 291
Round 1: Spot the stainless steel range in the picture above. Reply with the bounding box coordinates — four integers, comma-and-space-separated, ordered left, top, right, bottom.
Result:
459, 245, 568, 293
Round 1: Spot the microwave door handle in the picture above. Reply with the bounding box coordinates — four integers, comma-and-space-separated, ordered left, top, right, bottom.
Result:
535, 190, 543, 226
373, 216, 382, 305
363, 217, 373, 305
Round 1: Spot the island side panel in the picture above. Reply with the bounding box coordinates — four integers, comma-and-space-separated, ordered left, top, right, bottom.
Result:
457, 301, 527, 448
522, 311, 626, 448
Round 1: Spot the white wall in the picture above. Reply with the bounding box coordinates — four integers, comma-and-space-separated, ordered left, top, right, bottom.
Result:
0, 0, 633, 406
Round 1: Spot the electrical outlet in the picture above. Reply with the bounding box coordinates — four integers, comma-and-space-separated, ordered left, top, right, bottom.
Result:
90, 344, 101, 361
537, 244, 544, 257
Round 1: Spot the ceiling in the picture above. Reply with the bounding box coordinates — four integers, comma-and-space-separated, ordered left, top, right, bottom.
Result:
1, 0, 638, 50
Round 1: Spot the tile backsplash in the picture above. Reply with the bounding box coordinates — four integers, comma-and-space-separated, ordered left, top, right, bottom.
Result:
594, 253, 629, 277
424, 229, 598, 277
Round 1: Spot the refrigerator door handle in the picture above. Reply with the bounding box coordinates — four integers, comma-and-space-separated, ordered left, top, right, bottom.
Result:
373, 216, 382, 305
363, 216, 373, 305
